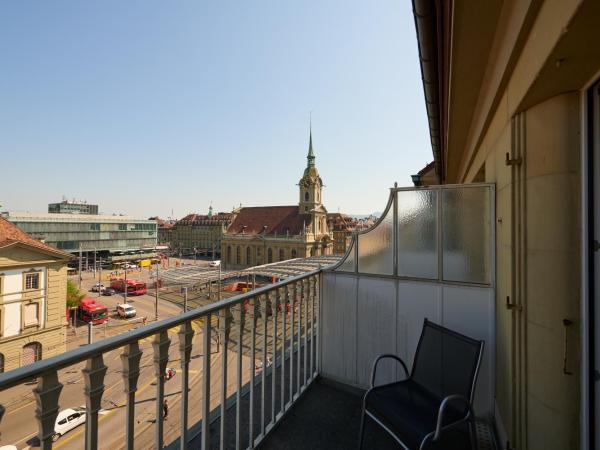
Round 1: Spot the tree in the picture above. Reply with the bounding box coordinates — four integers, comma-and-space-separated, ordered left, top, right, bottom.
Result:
66, 279, 85, 308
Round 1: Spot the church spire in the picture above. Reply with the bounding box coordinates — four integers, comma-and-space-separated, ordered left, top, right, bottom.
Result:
307, 116, 315, 168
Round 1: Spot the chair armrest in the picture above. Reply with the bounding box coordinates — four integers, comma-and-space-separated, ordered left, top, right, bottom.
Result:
432, 394, 473, 442
370, 354, 409, 388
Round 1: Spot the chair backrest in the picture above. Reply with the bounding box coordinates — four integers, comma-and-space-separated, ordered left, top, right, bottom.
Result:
410, 319, 484, 403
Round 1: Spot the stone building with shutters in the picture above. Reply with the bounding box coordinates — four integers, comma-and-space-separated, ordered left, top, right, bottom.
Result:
170, 208, 233, 257
0, 217, 72, 372
221, 130, 334, 268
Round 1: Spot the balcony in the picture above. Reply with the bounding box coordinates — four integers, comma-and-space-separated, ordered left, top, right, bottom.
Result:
0, 184, 495, 450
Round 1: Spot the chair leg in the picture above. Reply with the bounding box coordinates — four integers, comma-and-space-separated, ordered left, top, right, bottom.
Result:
358, 403, 367, 449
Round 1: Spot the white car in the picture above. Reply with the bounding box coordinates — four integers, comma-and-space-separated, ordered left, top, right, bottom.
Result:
116, 303, 137, 319
90, 283, 105, 292
53, 406, 86, 441
123, 263, 137, 269
209, 260, 221, 267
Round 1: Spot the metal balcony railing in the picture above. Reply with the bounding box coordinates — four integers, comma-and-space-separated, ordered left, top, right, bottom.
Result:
0, 269, 321, 450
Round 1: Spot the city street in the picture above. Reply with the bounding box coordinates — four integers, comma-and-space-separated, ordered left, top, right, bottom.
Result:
0, 264, 304, 450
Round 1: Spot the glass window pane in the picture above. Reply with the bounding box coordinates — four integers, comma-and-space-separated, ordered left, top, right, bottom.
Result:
442, 187, 491, 284
357, 208, 393, 275
397, 190, 438, 279
336, 239, 356, 272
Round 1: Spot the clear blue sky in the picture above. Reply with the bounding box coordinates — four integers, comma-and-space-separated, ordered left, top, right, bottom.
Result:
0, 1, 431, 218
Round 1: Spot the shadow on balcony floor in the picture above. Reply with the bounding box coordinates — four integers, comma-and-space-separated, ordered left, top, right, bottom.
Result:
258, 378, 398, 450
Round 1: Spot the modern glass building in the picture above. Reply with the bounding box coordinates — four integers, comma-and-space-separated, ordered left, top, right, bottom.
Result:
5, 212, 158, 264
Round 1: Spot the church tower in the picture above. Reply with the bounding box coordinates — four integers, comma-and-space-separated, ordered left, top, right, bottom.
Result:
299, 125, 328, 237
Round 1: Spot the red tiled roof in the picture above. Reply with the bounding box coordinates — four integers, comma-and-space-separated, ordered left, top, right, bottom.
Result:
225, 206, 312, 236
0, 217, 72, 258
179, 213, 233, 222
327, 213, 357, 231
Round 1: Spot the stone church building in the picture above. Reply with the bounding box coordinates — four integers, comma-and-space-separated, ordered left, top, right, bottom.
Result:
221, 131, 334, 269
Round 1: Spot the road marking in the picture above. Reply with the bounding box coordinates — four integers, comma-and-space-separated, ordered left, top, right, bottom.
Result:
53, 373, 159, 449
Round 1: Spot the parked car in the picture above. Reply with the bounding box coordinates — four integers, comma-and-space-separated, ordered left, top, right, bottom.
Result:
102, 288, 116, 296
116, 303, 137, 319
53, 406, 86, 441
209, 260, 221, 267
123, 263, 138, 269
90, 283, 104, 292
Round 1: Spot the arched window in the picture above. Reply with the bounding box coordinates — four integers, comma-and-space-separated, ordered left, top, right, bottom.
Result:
279, 249, 285, 261
22, 342, 42, 367
236, 246, 241, 265
0, 353, 4, 373
246, 247, 251, 265
267, 248, 273, 263
291, 249, 297, 258
304, 191, 309, 202
227, 246, 232, 263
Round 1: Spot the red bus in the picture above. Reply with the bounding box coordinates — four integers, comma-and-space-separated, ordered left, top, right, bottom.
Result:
110, 278, 148, 296
78, 298, 109, 325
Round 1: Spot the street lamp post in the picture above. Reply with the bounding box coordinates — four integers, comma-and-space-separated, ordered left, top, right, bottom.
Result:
218, 264, 222, 300
123, 263, 128, 305
78, 243, 83, 288
182, 286, 188, 312
155, 263, 159, 321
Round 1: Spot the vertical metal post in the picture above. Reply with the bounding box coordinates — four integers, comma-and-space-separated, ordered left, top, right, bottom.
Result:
260, 294, 268, 436
289, 283, 295, 401
97, 256, 102, 298
234, 304, 244, 450
249, 297, 258, 447
178, 322, 194, 450
271, 289, 278, 424
219, 308, 229, 450
155, 264, 159, 321
201, 313, 212, 450
280, 286, 287, 411
183, 286, 188, 312
310, 276, 316, 378
303, 278, 308, 388
218, 264, 222, 300
124, 264, 128, 304
79, 243, 83, 288
83, 354, 107, 450
33, 371, 63, 450
121, 342, 142, 450
297, 281, 302, 395
88, 322, 93, 345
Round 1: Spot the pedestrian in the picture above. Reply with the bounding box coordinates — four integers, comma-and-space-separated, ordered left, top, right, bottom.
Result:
142, 316, 147, 326
163, 399, 169, 421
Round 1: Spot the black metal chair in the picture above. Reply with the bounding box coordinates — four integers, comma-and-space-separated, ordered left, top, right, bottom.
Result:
358, 319, 484, 450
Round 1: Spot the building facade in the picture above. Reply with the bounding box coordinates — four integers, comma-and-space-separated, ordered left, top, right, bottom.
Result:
6, 212, 158, 265
327, 213, 357, 254
170, 208, 233, 256
411, 1, 600, 448
149, 217, 174, 245
48, 200, 98, 215
222, 131, 333, 268
0, 217, 72, 372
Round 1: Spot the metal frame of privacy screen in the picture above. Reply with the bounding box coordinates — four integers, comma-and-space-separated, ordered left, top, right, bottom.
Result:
331, 183, 495, 288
